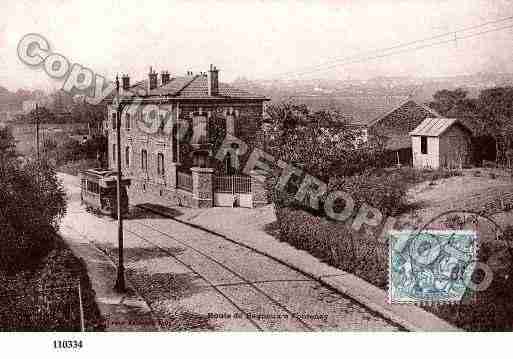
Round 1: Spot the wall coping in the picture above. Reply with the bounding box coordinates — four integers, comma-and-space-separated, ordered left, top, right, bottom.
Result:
191, 167, 215, 174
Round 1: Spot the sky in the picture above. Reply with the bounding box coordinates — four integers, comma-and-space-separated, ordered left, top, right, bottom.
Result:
1, 0, 513, 92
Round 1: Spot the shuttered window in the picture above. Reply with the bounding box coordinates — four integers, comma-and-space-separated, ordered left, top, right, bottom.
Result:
141, 149, 148, 171
126, 113, 131, 130
157, 153, 165, 176
125, 146, 130, 167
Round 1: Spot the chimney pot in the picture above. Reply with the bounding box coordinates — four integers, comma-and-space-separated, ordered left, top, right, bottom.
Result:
161, 70, 171, 85
121, 73, 130, 91
208, 64, 219, 96
149, 66, 158, 90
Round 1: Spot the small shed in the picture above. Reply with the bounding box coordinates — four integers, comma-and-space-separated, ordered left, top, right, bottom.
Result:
410, 118, 472, 169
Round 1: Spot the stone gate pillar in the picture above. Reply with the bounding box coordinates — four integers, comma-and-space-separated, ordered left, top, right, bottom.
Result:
250, 170, 268, 208
191, 167, 214, 208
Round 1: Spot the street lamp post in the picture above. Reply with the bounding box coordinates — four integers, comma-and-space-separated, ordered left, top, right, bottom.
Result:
114, 75, 126, 292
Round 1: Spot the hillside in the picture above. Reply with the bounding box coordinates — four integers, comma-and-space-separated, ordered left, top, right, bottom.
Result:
231, 72, 513, 123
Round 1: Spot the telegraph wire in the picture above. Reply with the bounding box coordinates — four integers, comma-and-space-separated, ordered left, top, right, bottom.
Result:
274, 21, 513, 106
271, 15, 513, 80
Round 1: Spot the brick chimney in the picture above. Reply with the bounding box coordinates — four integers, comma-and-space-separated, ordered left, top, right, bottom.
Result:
207, 64, 219, 96
161, 71, 170, 85
149, 66, 158, 90
121, 74, 130, 91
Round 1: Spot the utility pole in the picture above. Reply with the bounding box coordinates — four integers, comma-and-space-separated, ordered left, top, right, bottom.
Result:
114, 75, 126, 293
35, 103, 40, 161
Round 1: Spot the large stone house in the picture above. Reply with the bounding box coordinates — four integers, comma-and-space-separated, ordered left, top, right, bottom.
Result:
105, 65, 268, 208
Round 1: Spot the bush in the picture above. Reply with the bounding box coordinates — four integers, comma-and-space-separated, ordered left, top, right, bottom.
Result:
428, 224, 513, 330
276, 207, 388, 288
0, 236, 105, 331
0, 158, 67, 271
329, 147, 389, 178
268, 166, 409, 219
276, 207, 513, 330
328, 171, 409, 217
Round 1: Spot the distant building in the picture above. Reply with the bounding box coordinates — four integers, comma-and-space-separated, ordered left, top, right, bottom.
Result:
22, 100, 37, 114
106, 65, 269, 208
410, 118, 473, 169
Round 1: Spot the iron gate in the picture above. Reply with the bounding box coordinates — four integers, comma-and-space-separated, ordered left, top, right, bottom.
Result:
213, 175, 252, 207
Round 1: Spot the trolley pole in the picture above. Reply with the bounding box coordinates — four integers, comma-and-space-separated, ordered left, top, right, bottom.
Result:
114, 75, 126, 292
35, 103, 40, 161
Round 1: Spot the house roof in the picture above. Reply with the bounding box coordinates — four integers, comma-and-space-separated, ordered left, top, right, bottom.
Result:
114, 74, 268, 101
366, 99, 441, 127
342, 96, 409, 126
409, 117, 472, 137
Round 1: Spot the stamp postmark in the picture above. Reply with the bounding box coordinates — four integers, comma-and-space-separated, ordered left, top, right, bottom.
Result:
388, 230, 479, 303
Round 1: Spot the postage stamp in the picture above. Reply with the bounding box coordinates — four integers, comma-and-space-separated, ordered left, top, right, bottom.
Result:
388, 230, 479, 303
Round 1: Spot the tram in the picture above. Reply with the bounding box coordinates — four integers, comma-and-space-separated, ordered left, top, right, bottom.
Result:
80, 168, 130, 217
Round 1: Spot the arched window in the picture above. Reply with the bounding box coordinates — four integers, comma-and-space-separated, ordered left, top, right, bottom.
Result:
141, 149, 148, 171
125, 146, 130, 167
157, 153, 165, 176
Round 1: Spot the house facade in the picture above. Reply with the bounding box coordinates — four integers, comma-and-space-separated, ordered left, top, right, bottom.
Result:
410, 118, 472, 169
105, 65, 268, 208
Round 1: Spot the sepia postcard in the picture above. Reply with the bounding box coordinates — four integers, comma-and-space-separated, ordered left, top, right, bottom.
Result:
1, 0, 513, 355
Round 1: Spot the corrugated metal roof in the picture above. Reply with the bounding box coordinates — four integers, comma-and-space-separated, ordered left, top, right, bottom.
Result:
409, 117, 469, 137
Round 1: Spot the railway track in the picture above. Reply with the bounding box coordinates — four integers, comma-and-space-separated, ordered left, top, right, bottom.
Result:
68, 211, 316, 330
124, 219, 314, 331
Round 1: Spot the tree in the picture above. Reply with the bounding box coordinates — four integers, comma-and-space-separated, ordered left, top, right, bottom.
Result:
264, 103, 363, 182
429, 88, 469, 116
26, 105, 55, 124
0, 126, 66, 271
0, 124, 17, 172
477, 87, 513, 165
